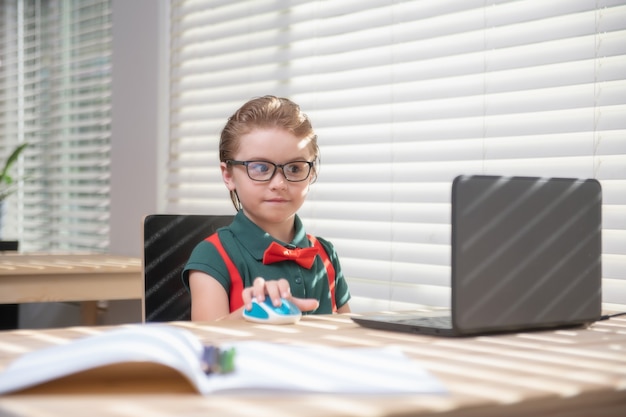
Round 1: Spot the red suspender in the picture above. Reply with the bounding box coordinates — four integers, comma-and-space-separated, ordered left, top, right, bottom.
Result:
205, 234, 244, 312
207, 233, 337, 313
308, 234, 337, 313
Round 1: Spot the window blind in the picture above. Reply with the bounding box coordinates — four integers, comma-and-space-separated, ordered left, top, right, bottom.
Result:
0, 0, 112, 252
169, 0, 626, 308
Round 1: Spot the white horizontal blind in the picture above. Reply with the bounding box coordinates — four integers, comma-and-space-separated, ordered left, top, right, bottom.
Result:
169, 0, 626, 308
0, 0, 112, 252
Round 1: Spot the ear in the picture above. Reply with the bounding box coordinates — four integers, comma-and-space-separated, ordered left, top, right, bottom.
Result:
309, 169, 318, 184
221, 162, 236, 191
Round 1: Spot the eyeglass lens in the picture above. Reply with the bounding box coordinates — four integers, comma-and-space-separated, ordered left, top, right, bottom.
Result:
246, 161, 311, 182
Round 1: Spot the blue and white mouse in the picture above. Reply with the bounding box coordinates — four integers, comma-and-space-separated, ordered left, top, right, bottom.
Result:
243, 297, 302, 324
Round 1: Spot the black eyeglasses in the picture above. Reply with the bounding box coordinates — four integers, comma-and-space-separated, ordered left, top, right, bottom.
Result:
227, 160, 314, 182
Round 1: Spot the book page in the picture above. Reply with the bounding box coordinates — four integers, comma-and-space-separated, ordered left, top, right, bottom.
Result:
0, 325, 211, 395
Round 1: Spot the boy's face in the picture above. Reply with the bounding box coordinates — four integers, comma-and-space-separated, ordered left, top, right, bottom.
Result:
221, 127, 315, 234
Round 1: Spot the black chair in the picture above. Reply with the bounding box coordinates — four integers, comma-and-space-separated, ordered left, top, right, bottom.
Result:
0, 240, 19, 329
142, 214, 233, 322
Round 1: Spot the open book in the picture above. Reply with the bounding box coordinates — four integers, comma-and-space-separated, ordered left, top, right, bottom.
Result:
0, 324, 446, 395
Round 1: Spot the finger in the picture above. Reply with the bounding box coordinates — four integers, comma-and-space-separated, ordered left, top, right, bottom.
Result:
265, 280, 284, 306
276, 279, 291, 299
251, 277, 266, 301
241, 287, 254, 310
291, 297, 319, 312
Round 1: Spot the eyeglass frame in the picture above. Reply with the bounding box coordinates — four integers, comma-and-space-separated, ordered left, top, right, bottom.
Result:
226, 159, 315, 182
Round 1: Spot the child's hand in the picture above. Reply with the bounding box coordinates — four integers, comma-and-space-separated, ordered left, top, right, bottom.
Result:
242, 277, 319, 313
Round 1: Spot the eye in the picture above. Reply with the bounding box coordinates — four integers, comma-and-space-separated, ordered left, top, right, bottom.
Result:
285, 163, 303, 174
248, 161, 271, 174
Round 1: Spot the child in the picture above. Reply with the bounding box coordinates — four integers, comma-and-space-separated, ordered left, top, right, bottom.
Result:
182, 96, 351, 321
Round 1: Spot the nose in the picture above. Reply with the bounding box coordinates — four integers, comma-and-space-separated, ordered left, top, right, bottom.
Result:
268, 166, 288, 187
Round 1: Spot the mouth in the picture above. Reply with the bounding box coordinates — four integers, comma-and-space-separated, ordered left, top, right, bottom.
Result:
266, 198, 289, 204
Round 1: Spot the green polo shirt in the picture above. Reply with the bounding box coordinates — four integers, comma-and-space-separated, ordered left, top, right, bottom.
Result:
182, 211, 350, 314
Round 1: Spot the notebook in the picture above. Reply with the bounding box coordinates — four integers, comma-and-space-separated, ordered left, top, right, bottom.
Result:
351, 174, 603, 337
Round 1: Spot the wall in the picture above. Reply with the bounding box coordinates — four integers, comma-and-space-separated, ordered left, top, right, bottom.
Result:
109, 0, 168, 256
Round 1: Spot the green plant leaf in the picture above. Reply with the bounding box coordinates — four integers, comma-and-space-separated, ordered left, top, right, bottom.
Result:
0, 143, 28, 185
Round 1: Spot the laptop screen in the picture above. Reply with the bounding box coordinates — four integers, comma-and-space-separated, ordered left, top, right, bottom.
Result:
452, 175, 602, 333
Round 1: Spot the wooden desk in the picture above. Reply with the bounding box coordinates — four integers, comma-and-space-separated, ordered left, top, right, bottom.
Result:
0, 314, 624, 416
0, 253, 142, 325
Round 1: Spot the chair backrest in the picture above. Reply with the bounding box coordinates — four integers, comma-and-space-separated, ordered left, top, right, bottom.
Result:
142, 214, 234, 322
0, 240, 19, 329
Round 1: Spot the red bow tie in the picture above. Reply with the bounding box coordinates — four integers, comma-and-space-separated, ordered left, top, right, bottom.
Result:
262, 241, 320, 269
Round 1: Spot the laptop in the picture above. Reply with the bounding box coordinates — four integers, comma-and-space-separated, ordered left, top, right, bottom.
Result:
351, 174, 603, 337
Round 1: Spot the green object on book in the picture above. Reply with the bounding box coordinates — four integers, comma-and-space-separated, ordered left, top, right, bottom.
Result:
219, 347, 236, 374
202, 346, 236, 375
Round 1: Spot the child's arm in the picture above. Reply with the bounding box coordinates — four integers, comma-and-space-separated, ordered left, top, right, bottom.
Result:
337, 303, 351, 314
189, 270, 242, 321
189, 273, 321, 321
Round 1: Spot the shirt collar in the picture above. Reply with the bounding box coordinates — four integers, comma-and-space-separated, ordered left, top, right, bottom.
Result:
229, 211, 309, 261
